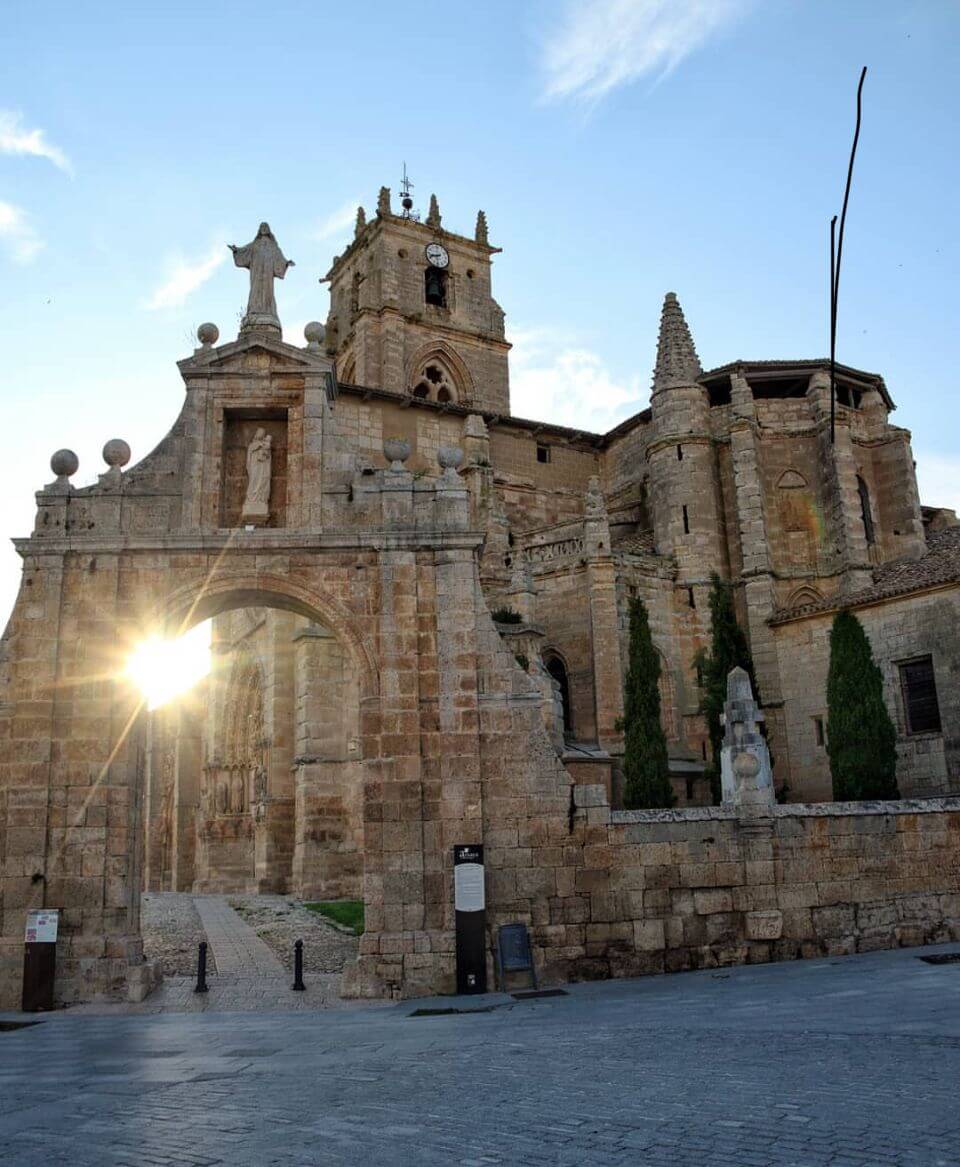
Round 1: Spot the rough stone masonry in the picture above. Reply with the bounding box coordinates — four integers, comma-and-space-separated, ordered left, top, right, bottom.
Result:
0, 194, 958, 1007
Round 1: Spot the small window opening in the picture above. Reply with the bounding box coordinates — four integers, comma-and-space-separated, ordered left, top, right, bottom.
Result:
545, 654, 573, 736
676, 444, 683, 461
899, 656, 942, 735
425, 267, 447, 308
536, 444, 551, 464
695, 662, 703, 687
682, 505, 690, 535
425, 365, 444, 384
687, 587, 695, 609
413, 383, 430, 399
857, 475, 875, 546
813, 716, 825, 747
701, 741, 707, 761
437, 387, 452, 403
685, 776, 694, 801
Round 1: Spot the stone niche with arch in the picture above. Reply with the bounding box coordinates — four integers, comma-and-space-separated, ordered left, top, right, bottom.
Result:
775, 468, 819, 571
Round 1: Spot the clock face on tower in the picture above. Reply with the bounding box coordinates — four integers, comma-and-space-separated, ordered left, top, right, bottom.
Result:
425, 242, 449, 269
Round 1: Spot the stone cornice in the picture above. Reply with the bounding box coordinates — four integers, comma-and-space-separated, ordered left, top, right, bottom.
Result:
14, 529, 486, 558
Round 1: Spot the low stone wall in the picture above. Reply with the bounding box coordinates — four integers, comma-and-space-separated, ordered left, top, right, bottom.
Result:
523, 792, 960, 985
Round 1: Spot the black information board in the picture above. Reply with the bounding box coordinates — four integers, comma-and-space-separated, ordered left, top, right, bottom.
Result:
496, 923, 538, 990
453, 844, 486, 995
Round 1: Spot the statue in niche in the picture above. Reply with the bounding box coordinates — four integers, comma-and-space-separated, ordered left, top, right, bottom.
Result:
242, 428, 272, 522
229, 222, 294, 331
215, 777, 229, 815
230, 769, 245, 815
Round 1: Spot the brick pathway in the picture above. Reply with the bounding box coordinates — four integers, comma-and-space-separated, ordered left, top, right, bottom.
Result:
191, 896, 285, 977
2, 941, 960, 1165
67, 896, 379, 1016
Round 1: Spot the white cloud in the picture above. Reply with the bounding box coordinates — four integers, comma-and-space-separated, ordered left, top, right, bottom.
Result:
146, 243, 226, 310
541, 0, 751, 104
0, 200, 43, 263
0, 110, 72, 174
914, 452, 960, 514
312, 199, 360, 244
509, 326, 645, 433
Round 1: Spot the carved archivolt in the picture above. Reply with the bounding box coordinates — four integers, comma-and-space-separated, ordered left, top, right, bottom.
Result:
208, 651, 265, 818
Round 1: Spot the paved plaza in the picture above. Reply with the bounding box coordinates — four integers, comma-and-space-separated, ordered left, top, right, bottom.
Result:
2, 943, 960, 1165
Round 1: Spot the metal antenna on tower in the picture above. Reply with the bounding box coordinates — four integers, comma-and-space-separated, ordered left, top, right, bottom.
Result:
400, 162, 419, 221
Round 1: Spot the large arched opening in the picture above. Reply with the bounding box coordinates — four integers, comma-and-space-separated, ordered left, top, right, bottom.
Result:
135, 575, 381, 966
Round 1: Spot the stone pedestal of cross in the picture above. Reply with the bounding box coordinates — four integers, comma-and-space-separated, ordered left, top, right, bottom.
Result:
719, 666, 775, 813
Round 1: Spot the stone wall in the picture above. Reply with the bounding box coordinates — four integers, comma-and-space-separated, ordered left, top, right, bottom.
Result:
485, 791, 960, 986
773, 589, 960, 801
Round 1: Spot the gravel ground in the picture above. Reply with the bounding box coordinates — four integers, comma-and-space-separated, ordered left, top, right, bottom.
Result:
227, 894, 359, 974
141, 892, 217, 976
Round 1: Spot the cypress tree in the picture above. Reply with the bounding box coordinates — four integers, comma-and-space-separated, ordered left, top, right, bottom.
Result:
619, 595, 674, 809
697, 574, 757, 804
826, 610, 899, 800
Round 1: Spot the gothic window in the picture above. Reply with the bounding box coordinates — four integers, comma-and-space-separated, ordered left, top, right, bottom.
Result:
425, 266, 447, 308
409, 360, 458, 404
899, 656, 941, 735
857, 475, 876, 545
544, 652, 573, 737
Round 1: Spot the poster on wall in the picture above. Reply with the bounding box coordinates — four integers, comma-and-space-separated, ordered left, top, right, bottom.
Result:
24, 910, 59, 944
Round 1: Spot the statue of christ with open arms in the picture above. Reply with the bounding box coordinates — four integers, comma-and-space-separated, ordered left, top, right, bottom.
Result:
229, 222, 294, 332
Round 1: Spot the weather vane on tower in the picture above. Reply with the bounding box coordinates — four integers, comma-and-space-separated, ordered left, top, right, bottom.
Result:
400, 162, 419, 221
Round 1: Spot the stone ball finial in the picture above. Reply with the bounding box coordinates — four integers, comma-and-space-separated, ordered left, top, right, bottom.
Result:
50, 449, 79, 480
437, 445, 464, 473
304, 321, 325, 349
197, 322, 219, 348
102, 439, 131, 469
383, 436, 411, 472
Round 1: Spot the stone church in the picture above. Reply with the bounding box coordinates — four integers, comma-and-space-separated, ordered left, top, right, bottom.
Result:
1, 188, 958, 1007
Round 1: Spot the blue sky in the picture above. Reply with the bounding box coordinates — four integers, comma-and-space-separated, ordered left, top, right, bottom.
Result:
1, 0, 957, 623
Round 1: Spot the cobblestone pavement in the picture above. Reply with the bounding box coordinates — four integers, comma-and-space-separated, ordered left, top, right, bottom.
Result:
226, 894, 359, 975
142, 893, 218, 977
2, 942, 960, 1166
193, 896, 285, 977
66, 895, 367, 1016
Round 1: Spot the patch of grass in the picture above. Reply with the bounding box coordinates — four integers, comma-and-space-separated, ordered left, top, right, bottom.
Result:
304, 900, 365, 935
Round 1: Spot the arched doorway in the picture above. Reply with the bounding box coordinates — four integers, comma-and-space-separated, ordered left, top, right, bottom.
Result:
144, 584, 373, 903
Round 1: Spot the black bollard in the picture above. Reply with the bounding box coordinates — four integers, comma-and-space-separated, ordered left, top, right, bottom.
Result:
194, 941, 209, 994
292, 939, 305, 991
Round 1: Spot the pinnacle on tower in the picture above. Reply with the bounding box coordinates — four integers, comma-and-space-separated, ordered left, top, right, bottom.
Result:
355, 206, 366, 238
426, 194, 442, 229
377, 186, 391, 216
475, 210, 489, 246
652, 292, 702, 391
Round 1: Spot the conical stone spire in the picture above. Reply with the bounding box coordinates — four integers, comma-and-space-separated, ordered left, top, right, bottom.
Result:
653, 292, 701, 391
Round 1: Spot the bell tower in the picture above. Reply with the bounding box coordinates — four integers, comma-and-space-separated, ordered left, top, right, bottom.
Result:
323, 182, 511, 414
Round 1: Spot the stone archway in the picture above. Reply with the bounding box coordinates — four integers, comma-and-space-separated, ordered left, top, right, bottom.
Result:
0, 326, 576, 1010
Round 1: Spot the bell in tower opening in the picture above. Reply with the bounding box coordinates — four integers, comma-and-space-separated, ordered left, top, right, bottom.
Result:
425, 266, 447, 308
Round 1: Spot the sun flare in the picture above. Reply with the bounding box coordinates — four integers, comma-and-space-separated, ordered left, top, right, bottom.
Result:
125, 621, 212, 710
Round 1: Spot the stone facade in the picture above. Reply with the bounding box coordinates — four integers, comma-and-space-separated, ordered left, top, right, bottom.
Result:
0, 195, 958, 1007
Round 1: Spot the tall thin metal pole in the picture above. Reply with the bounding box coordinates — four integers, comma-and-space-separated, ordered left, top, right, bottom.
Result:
830, 215, 837, 443
829, 66, 867, 443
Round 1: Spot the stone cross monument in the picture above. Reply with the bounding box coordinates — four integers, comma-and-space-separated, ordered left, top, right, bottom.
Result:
229, 222, 294, 335
720, 666, 775, 811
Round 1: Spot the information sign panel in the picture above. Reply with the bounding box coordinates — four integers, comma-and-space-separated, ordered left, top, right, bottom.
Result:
453, 845, 486, 995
